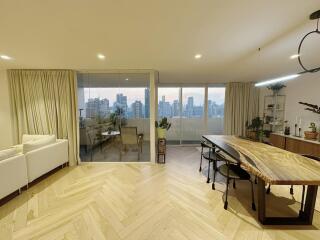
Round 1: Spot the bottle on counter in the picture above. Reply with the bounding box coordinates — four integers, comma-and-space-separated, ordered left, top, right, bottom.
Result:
284, 120, 290, 135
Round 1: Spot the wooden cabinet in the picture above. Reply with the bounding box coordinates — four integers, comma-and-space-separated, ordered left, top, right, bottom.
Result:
270, 133, 285, 149
270, 133, 320, 157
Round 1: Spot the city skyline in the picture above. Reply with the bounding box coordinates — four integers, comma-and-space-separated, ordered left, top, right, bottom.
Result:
84, 87, 225, 106
81, 87, 225, 119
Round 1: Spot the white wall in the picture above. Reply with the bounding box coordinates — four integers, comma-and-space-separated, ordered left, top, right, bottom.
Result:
259, 74, 320, 134
0, 70, 13, 149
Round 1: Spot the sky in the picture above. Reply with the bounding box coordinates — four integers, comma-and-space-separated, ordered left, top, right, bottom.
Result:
84, 88, 146, 105
84, 87, 225, 106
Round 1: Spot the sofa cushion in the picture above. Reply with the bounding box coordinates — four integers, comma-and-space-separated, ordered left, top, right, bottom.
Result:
0, 148, 18, 161
14, 144, 24, 154
22, 134, 55, 144
23, 135, 56, 154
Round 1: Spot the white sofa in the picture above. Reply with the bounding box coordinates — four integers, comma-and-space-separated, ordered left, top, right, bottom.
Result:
0, 152, 28, 200
0, 134, 68, 200
23, 136, 69, 182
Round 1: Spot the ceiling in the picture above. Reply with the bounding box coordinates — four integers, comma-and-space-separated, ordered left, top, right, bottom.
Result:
0, 0, 319, 83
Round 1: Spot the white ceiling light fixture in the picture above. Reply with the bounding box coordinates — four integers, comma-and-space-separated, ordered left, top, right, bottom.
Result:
194, 54, 202, 59
0, 55, 13, 60
255, 74, 300, 87
290, 54, 300, 59
125, 78, 129, 81
256, 9, 320, 87
97, 53, 106, 60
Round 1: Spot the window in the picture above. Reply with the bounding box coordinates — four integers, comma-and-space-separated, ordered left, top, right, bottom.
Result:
207, 87, 225, 134
157, 86, 225, 144
181, 88, 205, 143
158, 88, 180, 144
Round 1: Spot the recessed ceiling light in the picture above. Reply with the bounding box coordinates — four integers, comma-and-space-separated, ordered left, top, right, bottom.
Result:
0, 55, 13, 60
125, 78, 129, 81
194, 54, 202, 59
97, 53, 106, 60
290, 54, 300, 59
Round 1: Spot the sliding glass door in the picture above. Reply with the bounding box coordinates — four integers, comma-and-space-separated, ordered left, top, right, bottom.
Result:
78, 73, 150, 162
157, 86, 225, 144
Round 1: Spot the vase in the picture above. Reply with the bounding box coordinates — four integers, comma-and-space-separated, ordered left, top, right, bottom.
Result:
157, 128, 167, 139
304, 131, 318, 140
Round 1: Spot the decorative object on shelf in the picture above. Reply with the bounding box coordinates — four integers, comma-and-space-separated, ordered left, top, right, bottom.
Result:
255, 10, 320, 87
157, 138, 166, 164
155, 117, 171, 139
284, 121, 290, 135
304, 122, 318, 140
263, 94, 286, 133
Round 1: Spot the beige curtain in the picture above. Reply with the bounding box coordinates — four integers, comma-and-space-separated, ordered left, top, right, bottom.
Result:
8, 70, 79, 166
224, 82, 260, 136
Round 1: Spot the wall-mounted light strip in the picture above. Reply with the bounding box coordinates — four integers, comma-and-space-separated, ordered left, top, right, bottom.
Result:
255, 66, 320, 87
255, 74, 300, 87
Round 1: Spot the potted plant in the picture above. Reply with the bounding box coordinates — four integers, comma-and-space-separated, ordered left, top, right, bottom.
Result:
267, 83, 286, 95
304, 122, 318, 140
246, 117, 263, 141
155, 117, 171, 139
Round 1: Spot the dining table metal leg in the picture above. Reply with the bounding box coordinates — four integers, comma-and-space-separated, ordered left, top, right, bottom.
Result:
257, 178, 318, 225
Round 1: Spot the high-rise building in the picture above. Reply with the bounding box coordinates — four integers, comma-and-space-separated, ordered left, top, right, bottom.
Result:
132, 100, 143, 118
185, 96, 194, 117
99, 98, 110, 117
85, 98, 100, 118
144, 88, 150, 118
85, 98, 111, 118
173, 100, 180, 117
158, 96, 171, 118
115, 93, 128, 116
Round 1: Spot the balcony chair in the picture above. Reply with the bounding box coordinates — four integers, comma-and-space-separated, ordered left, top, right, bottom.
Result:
87, 130, 102, 161
119, 127, 143, 160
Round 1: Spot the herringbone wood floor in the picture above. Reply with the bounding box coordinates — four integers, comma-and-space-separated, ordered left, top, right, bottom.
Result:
1, 146, 320, 240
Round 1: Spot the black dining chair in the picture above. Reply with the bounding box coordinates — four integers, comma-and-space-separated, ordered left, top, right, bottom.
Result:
215, 151, 256, 211
199, 140, 216, 183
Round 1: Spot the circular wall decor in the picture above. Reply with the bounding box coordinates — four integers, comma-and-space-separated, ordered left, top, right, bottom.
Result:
298, 10, 320, 73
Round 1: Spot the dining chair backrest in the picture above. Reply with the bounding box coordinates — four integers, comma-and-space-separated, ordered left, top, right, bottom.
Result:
120, 127, 138, 145
201, 140, 213, 149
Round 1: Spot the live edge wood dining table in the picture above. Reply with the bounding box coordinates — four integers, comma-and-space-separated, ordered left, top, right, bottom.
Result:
202, 135, 320, 225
